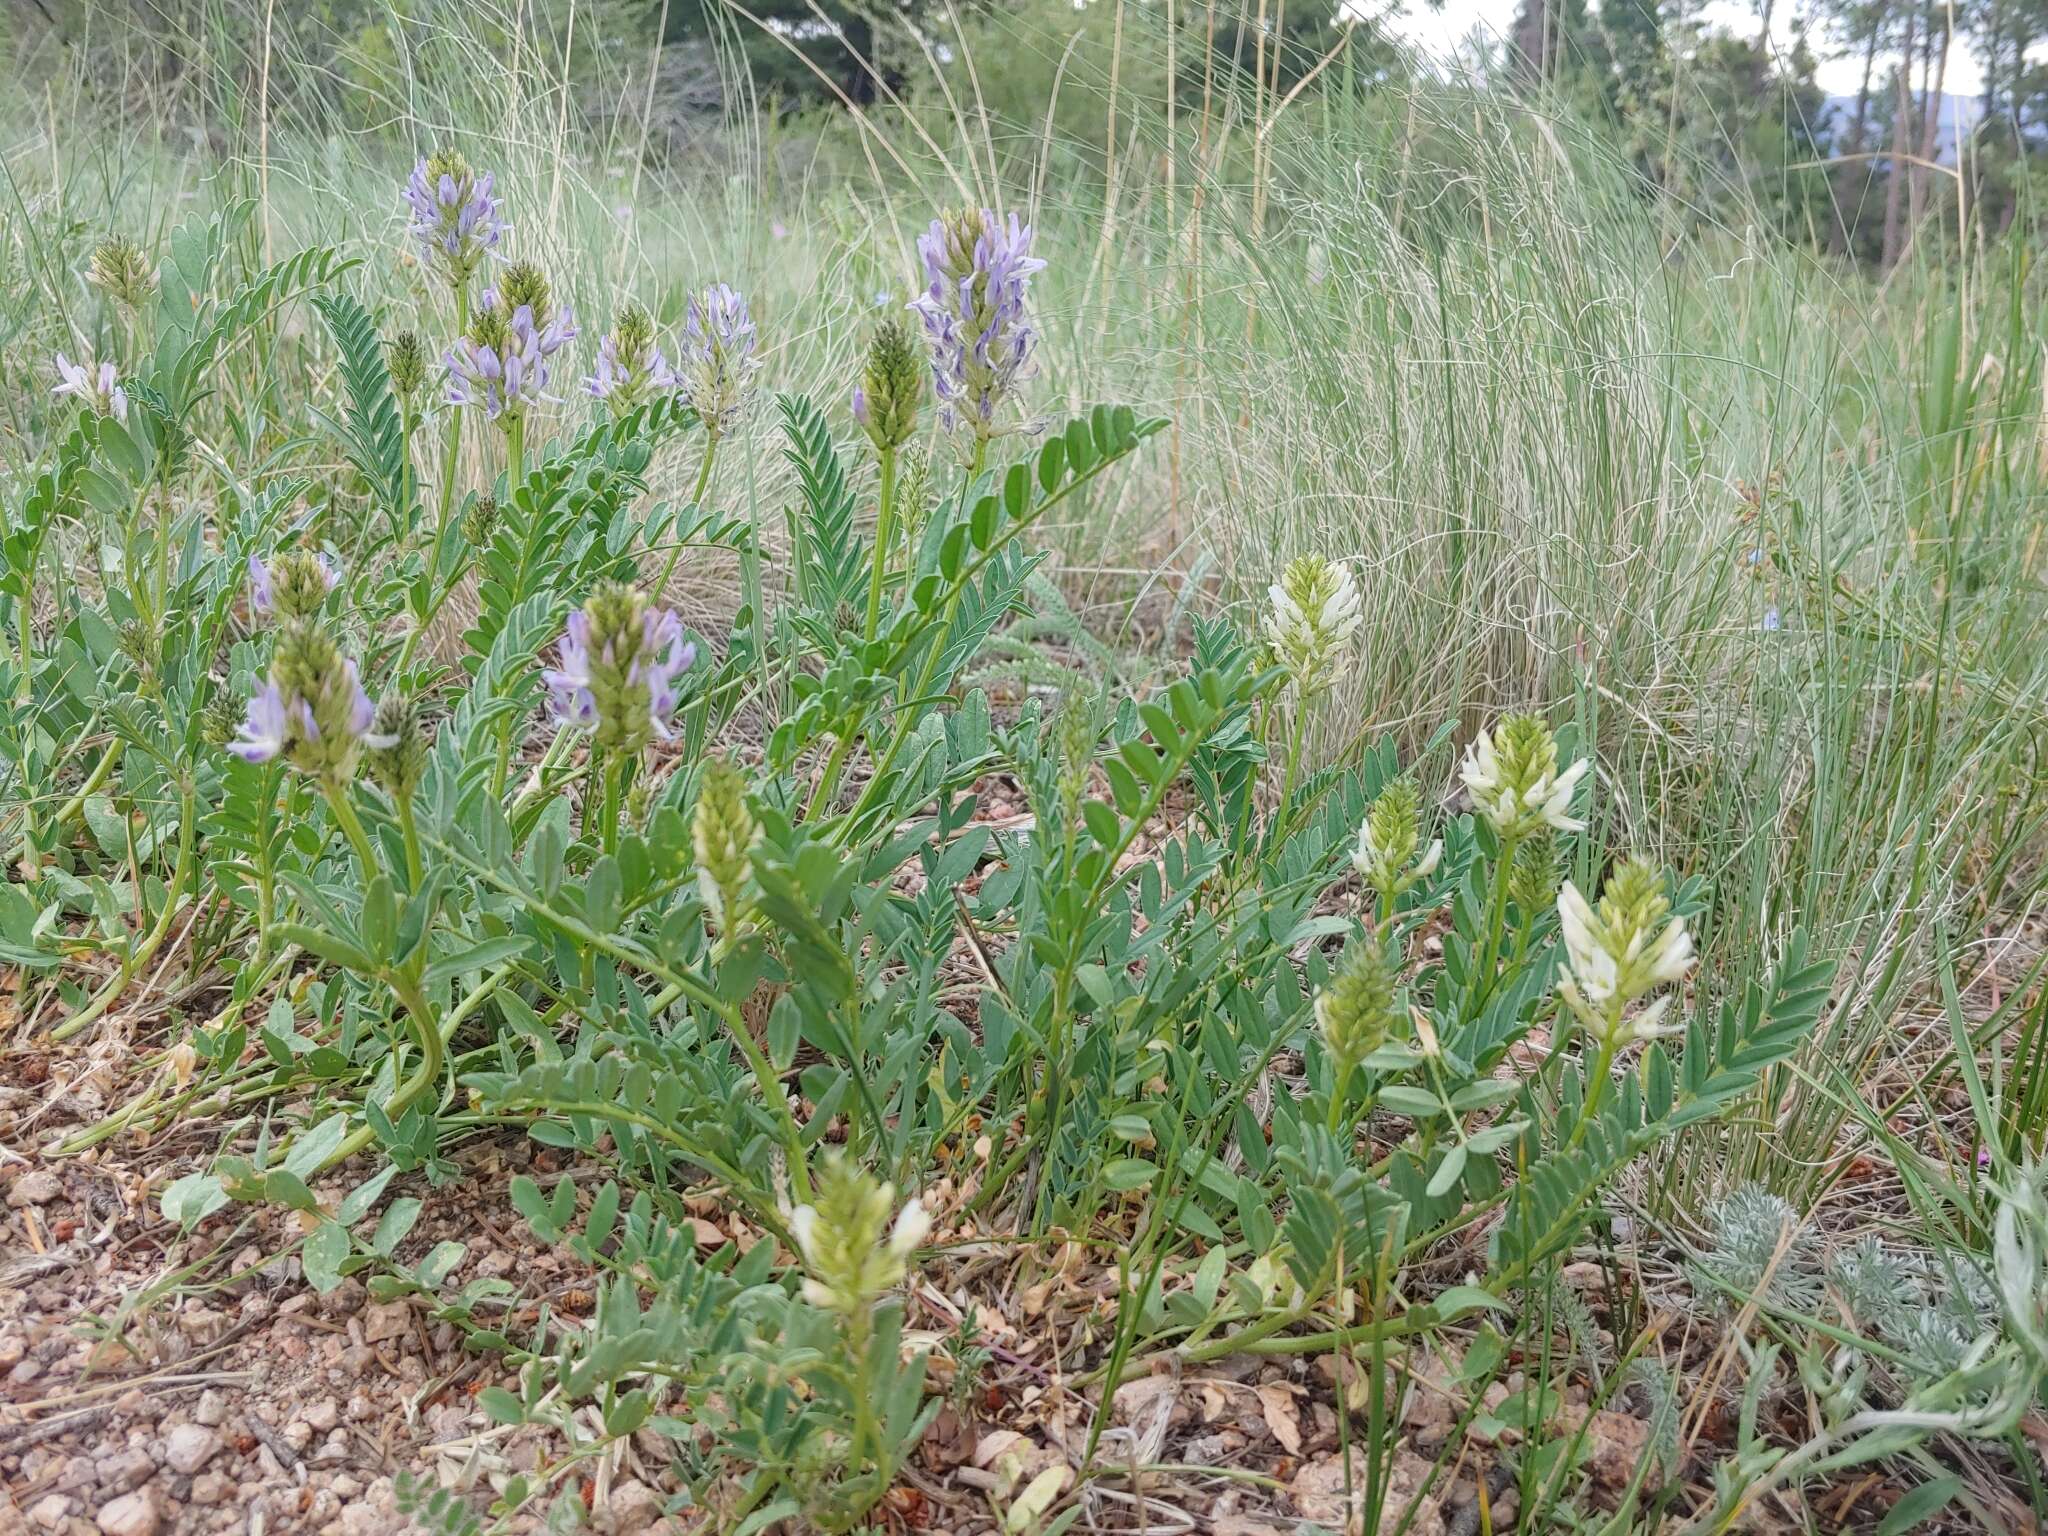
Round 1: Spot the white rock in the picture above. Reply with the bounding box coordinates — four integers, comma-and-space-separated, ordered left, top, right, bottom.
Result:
162, 1422, 222, 1474
194, 1388, 228, 1426
28, 1493, 74, 1531
96, 1491, 160, 1536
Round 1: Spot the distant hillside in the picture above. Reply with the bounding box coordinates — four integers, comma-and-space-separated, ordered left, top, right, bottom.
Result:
1820, 92, 1985, 162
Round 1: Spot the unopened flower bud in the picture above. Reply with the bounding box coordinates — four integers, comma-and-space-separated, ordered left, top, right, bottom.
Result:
1315, 934, 1401, 1080
693, 756, 758, 953
387, 330, 427, 400
852, 319, 924, 452
1509, 828, 1559, 918
461, 494, 500, 546
168, 1039, 199, 1089
89, 234, 156, 309
364, 696, 429, 800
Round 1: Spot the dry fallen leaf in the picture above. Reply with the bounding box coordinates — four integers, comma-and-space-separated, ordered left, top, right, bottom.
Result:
1256, 1382, 1304, 1455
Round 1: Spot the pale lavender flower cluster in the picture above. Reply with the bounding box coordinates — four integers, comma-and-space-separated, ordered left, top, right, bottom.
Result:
444, 291, 576, 421
228, 672, 373, 763
247, 551, 339, 618
678, 284, 761, 438
542, 584, 696, 755
584, 307, 675, 415
403, 153, 505, 286
52, 352, 128, 422
908, 209, 1046, 444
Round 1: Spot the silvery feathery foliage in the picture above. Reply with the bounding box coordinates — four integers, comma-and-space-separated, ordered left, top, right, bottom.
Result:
908, 208, 1045, 448
52, 352, 127, 421
678, 283, 760, 438
402, 150, 504, 287
1693, 1184, 1821, 1311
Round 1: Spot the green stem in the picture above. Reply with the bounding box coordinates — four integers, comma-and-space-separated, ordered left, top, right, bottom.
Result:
396, 792, 424, 890
506, 413, 525, 489
432, 284, 472, 565
804, 732, 856, 821
1472, 837, 1517, 1015
383, 974, 446, 1125
1274, 692, 1310, 839
655, 438, 718, 596
322, 781, 379, 873
864, 445, 898, 642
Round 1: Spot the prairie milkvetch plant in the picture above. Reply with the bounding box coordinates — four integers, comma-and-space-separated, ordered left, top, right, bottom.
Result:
227, 623, 385, 783
247, 550, 338, 621
1352, 774, 1441, 920
1264, 553, 1361, 690
51, 352, 127, 421
402, 149, 504, 290
788, 1153, 931, 1317
543, 581, 694, 847
444, 261, 576, 479
1461, 713, 1589, 844
1556, 855, 1697, 1049
1263, 553, 1361, 821
584, 302, 674, 417
909, 207, 1045, 459
854, 319, 928, 637
678, 282, 759, 441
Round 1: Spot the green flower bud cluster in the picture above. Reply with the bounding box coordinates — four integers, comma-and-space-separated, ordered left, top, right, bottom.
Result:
89, 234, 156, 309
1352, 776, 1441, 914
1315, 934, 1402, 1082
364, 695, 429, 800
693, 756, 759, 955
852, 319, 925, 452
387, 330, 427, 400
788, 1153, 931, 1317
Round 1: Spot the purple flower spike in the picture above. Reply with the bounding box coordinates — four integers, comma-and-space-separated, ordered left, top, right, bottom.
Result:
403, 151, 505, 287
446, 276, 575, 422
679, 284, 760, 438
248, 554, 275, 615
908, 208, 1046, 446
585, 305, 675, 415
543, 584, 697, 755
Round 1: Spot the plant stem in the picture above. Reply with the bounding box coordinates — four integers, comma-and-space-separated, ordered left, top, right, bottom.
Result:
433, 284, 471, 564
322, 781, 379, 872
864, 445, 898, 641
396, 792, 424, 889
506, 412, 525, 488
655, 438, 718, 596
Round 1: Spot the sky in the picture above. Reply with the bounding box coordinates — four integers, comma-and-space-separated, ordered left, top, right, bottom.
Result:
1381, 0, 1985, 95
